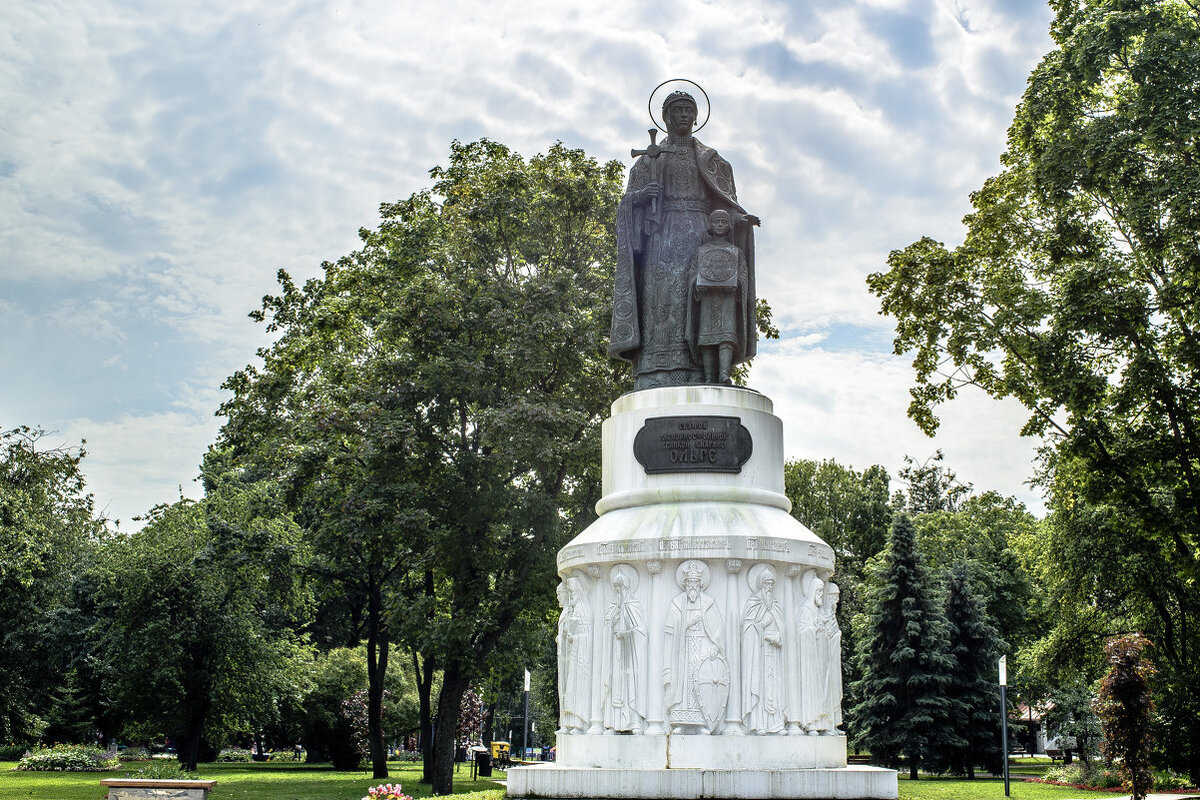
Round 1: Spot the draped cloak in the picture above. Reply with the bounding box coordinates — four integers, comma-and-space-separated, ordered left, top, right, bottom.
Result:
601, 593, 647, 731
740, 592, 786, 734
610, 137, 757, 381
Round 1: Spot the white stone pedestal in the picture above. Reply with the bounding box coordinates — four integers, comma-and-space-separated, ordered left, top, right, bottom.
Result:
507, 386, 898, 800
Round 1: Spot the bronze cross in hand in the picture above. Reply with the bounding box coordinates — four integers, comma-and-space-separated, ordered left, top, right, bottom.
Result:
631, 129, 677, 160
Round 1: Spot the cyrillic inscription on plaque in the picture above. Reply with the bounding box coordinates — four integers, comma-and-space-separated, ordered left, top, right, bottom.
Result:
633, 415, 753, 474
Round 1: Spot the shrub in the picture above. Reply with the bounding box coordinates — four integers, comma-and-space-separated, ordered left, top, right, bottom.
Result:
216, 747, 254, 762
131, 760, 198, 780
1043, 764, 1083, 785
16, 744, 120, 771
0, 744, 29, 761
118, 747, 150, 761
1042, 762, 1123, 790
1153, 770, 1190, 791
1095, 634, 1157, 800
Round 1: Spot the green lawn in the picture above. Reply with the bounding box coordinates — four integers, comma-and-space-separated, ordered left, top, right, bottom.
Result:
898, 774, 1120, 799
1, 759, 1130, 800
0, 761, 508, 800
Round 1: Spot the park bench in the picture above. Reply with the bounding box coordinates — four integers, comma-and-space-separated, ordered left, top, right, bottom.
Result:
101, 778, 217, 799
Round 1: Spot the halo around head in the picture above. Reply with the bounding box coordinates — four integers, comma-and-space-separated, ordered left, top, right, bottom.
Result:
747, 562, 777, 592
675, 559, 711, 590
649, 78, 711, 134
610, 562, 639, 594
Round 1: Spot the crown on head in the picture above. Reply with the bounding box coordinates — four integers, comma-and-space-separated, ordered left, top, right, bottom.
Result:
684, 563, 704, 582
662, 90, 697, 113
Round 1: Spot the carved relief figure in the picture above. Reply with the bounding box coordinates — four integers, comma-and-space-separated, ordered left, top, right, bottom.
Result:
689, 209, 752, 385
664, 559, 728, 733
796, 570, 833, 734
557, 575, 592, 733
602, 564, 648, 733
740, 563, 786, 734
821, 582, 844, 735
610, 90, 760, 389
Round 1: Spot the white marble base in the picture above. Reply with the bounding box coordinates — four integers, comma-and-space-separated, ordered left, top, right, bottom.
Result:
556, 733, 847, 770
506, 763, 899, 799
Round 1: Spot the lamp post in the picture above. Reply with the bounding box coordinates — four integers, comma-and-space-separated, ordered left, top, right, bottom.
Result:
1000, 655, 1010, 797
523, 669, 531, 763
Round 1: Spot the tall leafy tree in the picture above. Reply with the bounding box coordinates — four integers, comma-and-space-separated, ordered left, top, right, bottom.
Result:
784, 458, 891, 741
95, 475, 310, 771
851, 513, 957, 779
867, 0, 1200, 777
938, 564, 1004, 778
894, 451, 972, 515
913, 492, 1039, 651
219, 139, 629, 792
0, 426, 108, 743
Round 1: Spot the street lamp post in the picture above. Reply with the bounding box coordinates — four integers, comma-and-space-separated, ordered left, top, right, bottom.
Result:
1000, 655, 1010, 797
523, 669, 531, 763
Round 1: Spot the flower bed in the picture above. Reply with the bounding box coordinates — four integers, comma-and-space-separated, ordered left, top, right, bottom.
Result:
363, 781, 415, 800
16, 744, 120, 771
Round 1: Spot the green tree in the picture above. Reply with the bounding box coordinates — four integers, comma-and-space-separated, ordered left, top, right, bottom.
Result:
784, 458, 891, 742
0, 426, 108, 743
938, 564, 1004, 778
95, 476, 310, 771
894, 450, 972, 515
851, 513, 957, 778
1040, 679, 1103, 766
913, 492, 1040, 651
219, 139, 629, 792
866, 0, 1200, 778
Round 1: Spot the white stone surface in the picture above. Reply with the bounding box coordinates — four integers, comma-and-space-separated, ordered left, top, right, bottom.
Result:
557, 733, 846, 770
531, 386, 898, 798
507, 764, 899, 799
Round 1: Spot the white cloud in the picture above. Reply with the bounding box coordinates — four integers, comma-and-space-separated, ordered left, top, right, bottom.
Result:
63, 411, 217, 527
0, 0, 1057, 528
752, 341, 1046, 515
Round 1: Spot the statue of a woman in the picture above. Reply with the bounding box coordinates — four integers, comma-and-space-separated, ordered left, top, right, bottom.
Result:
610, 90, 760, 389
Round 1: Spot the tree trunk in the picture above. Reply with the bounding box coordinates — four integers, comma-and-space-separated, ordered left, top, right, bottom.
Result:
366, 577, 390, 780
417, 570, 436, 785
417, 653, 435, 784
909, 760, 919, 781
431, 665, 471, 795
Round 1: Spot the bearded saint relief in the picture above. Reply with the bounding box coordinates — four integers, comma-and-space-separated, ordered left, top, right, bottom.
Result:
740, 563, 786, 734
821, 582, 845, 735
795, 569, 836, 735
557, 574, 592, 734
664, 559, 728, 734
602, 563, 647, 733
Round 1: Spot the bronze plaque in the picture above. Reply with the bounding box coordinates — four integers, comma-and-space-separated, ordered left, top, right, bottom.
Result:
633, 415, 753, 474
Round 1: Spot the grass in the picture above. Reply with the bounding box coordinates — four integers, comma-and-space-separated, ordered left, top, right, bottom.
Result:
898, 773, 1121, 799
0, 758, 1140, 800
0, 760, 509, 800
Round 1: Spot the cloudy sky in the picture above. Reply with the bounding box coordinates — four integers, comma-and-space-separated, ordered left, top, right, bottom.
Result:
2, 0, 1057, 528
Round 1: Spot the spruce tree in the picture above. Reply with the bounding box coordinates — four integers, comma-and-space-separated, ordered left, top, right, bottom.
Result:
939, 564, 1004, 778
851, 513, 958, 779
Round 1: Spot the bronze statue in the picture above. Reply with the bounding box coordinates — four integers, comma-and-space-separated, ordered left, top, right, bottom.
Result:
610, 88, 760, 389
